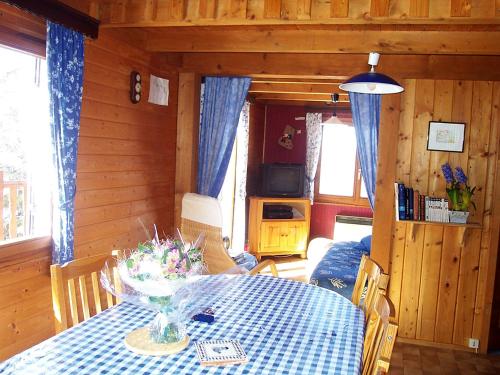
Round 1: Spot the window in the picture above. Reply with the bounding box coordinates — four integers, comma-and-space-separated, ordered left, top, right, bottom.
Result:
0, 45, 52, 243
315, 121, 369, 206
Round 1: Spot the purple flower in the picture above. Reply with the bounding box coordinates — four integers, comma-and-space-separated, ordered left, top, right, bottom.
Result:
455, 167, 468, 184
441, 163, 454, 184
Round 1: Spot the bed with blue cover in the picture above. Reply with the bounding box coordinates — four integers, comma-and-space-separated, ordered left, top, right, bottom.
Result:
308, 235, 371, 299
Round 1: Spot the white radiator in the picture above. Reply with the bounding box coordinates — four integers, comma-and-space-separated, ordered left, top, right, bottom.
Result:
333, 215, 372, 243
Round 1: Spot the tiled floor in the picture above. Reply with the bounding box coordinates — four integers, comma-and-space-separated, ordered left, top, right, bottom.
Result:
389, 342, 500, 374
263, 254, 500, 375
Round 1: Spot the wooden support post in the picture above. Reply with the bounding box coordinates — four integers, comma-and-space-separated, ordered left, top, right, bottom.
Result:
371, 94, 401, 273
174, 72, 201, 229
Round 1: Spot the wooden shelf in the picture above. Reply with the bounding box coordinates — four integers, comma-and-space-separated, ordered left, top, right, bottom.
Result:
261, 217, 305, 222
397, 220, 482, 245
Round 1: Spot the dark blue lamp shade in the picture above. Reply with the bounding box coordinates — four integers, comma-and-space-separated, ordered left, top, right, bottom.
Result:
339, 52, 404, 94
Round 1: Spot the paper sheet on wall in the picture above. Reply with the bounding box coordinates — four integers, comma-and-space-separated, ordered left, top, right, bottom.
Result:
148, 74, 169, 106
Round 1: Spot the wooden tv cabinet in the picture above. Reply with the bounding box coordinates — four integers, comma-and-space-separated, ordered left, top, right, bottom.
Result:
248, 197, 311, 260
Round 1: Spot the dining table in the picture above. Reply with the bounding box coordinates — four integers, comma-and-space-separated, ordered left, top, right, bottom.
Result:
0, 275, 365, 374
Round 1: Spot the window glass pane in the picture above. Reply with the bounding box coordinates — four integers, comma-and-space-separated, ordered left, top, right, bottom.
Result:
0, 45, 51, 242
319, 124, 357, 197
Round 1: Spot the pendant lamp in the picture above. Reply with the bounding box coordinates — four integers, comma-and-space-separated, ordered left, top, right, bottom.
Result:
323, 93, 348, 125
339, 52, 404, 94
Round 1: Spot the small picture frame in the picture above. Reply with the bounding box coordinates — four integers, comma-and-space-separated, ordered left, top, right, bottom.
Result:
427, 121, 465, 152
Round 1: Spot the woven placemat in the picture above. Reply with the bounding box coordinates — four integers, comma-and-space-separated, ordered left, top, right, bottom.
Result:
124, 327, 190, 356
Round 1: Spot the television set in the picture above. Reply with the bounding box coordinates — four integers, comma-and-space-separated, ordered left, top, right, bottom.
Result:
260, 163, 305, 198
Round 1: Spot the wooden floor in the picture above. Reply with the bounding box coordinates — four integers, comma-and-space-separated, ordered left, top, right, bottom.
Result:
263, 254, 500, 375
389, 343, 500, 374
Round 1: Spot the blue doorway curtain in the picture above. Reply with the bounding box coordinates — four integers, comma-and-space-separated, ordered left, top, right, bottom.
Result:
348, 93, 381, 209
47, 22, 85, 264
197, 77, 251, 197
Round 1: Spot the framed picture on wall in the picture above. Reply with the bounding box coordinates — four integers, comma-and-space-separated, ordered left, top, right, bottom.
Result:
427, 121, 465, 152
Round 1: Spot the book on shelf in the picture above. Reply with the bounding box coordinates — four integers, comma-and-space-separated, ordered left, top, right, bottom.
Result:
394, 182, 450, 223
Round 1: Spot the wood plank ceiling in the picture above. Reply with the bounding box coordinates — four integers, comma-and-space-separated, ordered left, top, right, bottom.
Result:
60, 0, 500, 106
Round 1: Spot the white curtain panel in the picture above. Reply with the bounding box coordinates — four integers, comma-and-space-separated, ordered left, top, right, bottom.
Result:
231, 101, 250, 252
305, 113, 323, 202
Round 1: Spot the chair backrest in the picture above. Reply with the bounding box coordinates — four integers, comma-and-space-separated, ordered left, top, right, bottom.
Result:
181, 193, 237, 274
352, 255, 382, 318
50, 253, 119, 334
362, 293, 391, 375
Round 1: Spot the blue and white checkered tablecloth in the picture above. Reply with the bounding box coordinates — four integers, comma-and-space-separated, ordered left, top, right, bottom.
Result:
0, 275, 364, 375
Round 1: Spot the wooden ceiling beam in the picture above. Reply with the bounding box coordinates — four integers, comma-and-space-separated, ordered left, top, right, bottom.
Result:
173, 53, 500, 81
252, 99, 351, 109
144, 28, 500, 55
249, 82, 344, 95
250, 92, 349, 102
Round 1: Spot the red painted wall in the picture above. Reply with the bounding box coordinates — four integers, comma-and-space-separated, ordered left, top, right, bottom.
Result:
263, 106, 307, 164
261, 105, 372, 240
310, 203, 373, 240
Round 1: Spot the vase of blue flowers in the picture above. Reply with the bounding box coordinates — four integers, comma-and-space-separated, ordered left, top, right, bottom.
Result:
441, 163, 476, 223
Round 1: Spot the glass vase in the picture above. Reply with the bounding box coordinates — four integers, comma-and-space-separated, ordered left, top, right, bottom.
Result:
148, 296, 187, 344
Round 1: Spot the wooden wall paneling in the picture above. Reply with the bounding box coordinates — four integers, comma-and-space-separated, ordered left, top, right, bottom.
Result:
174, 73, 201, 228
371, 94, 400, 272
449, 81, 473, 168
0, 240, 53, 360
309, 0, 330, 19
409, 0, 429, 17
398, 79, 434, 339
468, 82, 493, 224
184, 0, 200, 19
429, 0, 452, 18
452, 82, 493, 346
371, 0, 390, 17
474, 82, 500, 350
280, 0, 297, 19
415, 80, 453, 342
434, 227, 462, 343
231, 0, 248, 18
155, 0, 185, 21
389, 222, 407, 322
264, 0, 281, 18
387, 79, 415, 323
396, 79, 416, 186
347, 0, 370, 18
416, 226, 444, 341
330, 0, 349, 17
471, 0, 497, 17
451, 0, 473, 16
497, 0, 500, 15
198, 0, 216, 18
297, 0, 312, 19
246, 0, 265, 19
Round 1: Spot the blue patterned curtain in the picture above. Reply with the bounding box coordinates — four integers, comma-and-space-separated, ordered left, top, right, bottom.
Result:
197, 77, 251, 197
349, 93, 381, 209
47, 22, 85, 264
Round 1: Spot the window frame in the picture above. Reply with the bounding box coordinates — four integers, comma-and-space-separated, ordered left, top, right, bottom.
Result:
313, 123, 370, 208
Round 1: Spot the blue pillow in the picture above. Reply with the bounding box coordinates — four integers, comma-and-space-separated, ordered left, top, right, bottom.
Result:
359, 235, 372, 252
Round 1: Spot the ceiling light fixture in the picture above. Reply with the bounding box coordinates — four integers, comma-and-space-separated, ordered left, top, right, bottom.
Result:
339, 52, 404, 95
323, 93, 347, 125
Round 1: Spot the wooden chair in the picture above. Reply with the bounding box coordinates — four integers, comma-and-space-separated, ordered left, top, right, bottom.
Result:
376, 322, 399, 374
181, 193, 278, 276
50, 253, 121, 334
352, 254, 383, 319
362, 292, 392, 375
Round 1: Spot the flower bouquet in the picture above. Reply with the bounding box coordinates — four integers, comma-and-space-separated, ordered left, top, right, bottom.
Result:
441, 163, 476, 223
101, 229, 239, 355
